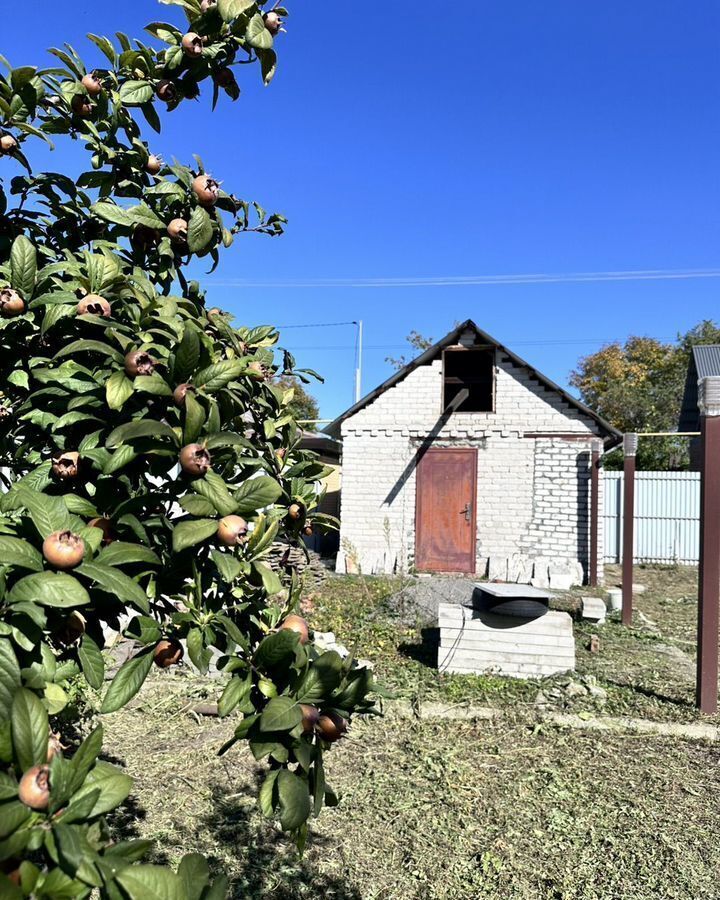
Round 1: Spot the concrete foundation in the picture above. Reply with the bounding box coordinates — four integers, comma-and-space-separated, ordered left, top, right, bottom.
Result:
438, 602, 576, 678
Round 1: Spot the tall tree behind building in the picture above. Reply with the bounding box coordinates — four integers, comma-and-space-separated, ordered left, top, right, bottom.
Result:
570, 320, 720, 469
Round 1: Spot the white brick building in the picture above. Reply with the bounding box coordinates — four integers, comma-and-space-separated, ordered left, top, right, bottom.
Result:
325, 321, 620, 586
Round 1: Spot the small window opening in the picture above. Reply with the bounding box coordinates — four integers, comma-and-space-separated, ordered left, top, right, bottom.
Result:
443, 347, 495, 412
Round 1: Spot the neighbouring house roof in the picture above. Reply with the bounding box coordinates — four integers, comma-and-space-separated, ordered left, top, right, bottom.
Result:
678, 345, 720, 432
299, 431, 342, 459
324, 319, 622, 444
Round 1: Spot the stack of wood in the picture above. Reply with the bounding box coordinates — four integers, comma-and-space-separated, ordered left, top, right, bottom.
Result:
266, 540, 330, 589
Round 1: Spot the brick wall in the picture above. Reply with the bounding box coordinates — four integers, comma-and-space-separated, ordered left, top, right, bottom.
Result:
337, 342, 605, 586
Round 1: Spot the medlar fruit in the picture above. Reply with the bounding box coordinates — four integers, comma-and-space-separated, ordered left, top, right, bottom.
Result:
214, 68, 236, 88
58, 610, 86, 645
173, 383, 195, 407
124, 350, 157, 377
81, 72, 103, 96
179, 443, 211, 477
71, 93, 94, 118
288, 502, 304, 521
192, 174, 219, 207
316, 712, 348, 743
0, 288, 25, 317
146, 154, 163, 175
156, 80, 177, 103
89, 516, 115, 545
43, 530, 85, 570
154, 638, 184, 668
264, 11, 284, 34
182, 32, 204, 58
300, 703, 319, 736
167, 218, 189, 244
77, 293, 111, 317
217, 515, 248, 547
200, 0, 217, 10
279, 614, 309, 645
0, 134, 18, 155
51, 451, 80, 481
18, 765, 50, 811
131, 224, 160, 252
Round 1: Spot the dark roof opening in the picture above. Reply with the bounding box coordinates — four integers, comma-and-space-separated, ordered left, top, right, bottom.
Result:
443, 347, 495, 413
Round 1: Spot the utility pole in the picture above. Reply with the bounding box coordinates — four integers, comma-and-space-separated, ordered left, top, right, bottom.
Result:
621, 432, 637, 626
354, 319, 363, 403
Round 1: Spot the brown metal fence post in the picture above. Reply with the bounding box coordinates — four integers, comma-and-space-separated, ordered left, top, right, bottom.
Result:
622, 433, 637, 626
589, 439, 602, 587
696, 377, 720, 714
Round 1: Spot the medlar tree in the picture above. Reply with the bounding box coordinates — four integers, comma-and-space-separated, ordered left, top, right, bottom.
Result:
0, 1, 377, 896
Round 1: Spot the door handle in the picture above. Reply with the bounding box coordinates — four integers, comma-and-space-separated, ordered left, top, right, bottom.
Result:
462, 503, 472, 522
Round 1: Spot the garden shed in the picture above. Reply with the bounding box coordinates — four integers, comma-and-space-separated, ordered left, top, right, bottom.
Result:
325, 320, 621, 586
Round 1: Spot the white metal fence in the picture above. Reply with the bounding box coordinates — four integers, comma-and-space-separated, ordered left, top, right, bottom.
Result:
603, 470, 700, 565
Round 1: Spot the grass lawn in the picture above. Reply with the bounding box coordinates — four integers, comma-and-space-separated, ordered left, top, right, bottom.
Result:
101, 566, 720, 899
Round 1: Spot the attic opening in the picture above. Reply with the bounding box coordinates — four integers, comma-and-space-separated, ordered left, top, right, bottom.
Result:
442, 346, 495, 413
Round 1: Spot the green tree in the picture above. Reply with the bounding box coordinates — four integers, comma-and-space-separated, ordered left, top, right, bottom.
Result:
276, 374, 320, 423
570, 320, 720, 469
0, 2, 376, 895
385, 329, 434, 370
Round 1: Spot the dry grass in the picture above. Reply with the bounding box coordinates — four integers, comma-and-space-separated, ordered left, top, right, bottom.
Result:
95, 565, 720, 899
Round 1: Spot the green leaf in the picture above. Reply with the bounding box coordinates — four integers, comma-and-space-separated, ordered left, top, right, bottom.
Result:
9, 572, 90, 608
212, 551, 242, 583
18, 488, 70, 537
173, 328, 200, 382
106, 371, 135, 411
87, 33, 117, 65
91, 201, 133, 227
258, 769, 279, 817
183, 391, 205, 444
276, 769, 311, 831
172, 518, 218, 553
187, 206, 213, 254
260, 696, 302, 733
11, 688, 48, 771
77, 562, 149, 613
0, 640, 21, 717
71, 764, 134, 818
246, 12, 274, 50
126, 202, 166, 231
218, 0, 255, 21
134, 373, 173, 396
106, 420, 180, 448
296, 651, 344, 704
218, 673, 251, 718
117, 865, 188, 900
194, 360, 242, 392
55, 340, 124, 365
10, 235, 36, 299
253, 561, 282, 596
0, 537, 43, 572
78, 635, 105, 690
254, 631, 299, 670
119, 80, 154, 106
101, 651, 154, 714
192, 472, 237, 516
234, 476, 282, 515
96, 542, 160, 567
104, 444, 138, 474
177, 854, 210, 900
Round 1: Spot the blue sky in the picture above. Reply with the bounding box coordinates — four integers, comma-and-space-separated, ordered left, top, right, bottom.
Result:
9, 1, 720, 420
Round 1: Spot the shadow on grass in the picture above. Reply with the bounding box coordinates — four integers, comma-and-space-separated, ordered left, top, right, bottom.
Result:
109, 767, 362, 900
397, 626, 439, 669
603, 676, 695, 710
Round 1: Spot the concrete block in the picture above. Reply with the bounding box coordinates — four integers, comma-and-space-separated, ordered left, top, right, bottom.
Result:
581, 596, 606, 625
548, 567, 575, 591
488, 556, 508, 582
438, 604, 575, 678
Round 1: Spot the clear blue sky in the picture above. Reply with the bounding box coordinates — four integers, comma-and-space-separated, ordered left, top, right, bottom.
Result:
9, 1, 720, 419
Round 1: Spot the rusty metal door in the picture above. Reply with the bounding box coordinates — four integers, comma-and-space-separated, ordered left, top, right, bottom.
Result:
415, 448, 477, 573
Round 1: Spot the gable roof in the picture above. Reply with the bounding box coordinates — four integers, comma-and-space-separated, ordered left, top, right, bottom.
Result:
679, 345, 720, 432
324, 319, 621, 443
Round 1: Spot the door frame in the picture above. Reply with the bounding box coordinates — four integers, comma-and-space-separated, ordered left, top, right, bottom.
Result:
414, 446, 478, 574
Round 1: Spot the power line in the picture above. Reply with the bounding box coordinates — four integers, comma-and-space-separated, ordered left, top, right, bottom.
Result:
212, 267, 720, 289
